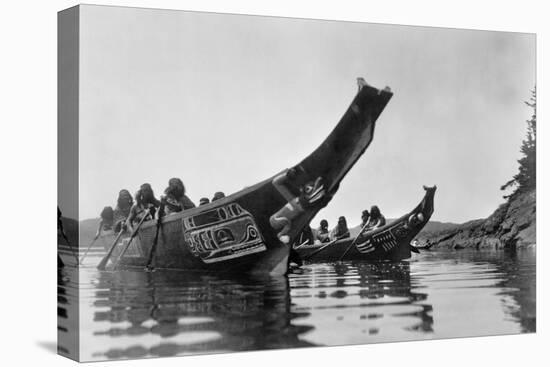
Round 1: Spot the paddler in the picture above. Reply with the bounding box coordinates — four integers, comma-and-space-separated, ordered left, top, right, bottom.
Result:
366, 205, 386, 230
296, 224, 314, 246
361, 210, 370, 227
212, 191, 226, 202
163, 178, 196, 215
315, 219, 331, 243
95, 206, 114, 237
330, 216, 350, 240
113, 189, 133, 232
126, 183, 161, 231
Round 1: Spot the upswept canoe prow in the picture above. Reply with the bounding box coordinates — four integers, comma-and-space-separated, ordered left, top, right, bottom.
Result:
355, 185, 437, 261
110, 81, 393, 275
297, 185, 436, 262
293, 83, 393, 197
264, 83, 393, 249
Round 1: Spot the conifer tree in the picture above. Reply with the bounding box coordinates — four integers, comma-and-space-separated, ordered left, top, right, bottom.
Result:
501, 87, 536, 198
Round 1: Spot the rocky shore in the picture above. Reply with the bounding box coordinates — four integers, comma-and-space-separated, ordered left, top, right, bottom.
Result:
416, 189, 536, 250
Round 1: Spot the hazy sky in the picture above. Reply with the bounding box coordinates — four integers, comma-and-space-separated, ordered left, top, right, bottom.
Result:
78, 5, 535, 225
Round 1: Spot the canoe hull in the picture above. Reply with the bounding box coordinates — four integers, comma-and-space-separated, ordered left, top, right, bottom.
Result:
115, 202, 290, 275
297, 186, 436, 262
106, 82, 393, 275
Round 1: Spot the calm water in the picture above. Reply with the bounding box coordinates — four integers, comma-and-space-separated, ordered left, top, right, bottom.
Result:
58, 249, 536, 361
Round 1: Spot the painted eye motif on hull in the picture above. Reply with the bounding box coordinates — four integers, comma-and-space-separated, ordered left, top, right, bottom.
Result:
215, 228, 235, 245
246, 225, 259, 241
301, 177, 326, 206
407, 213, 425, 228
182, 203, 266, 263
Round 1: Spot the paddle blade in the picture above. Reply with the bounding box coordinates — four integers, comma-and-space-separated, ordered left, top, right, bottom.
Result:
97, 247, 115, 270
97, 230, 125, 270
96, 255, 110, 270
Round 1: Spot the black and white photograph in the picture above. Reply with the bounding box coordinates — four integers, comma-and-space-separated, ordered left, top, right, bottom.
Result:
37, 1, 542, 364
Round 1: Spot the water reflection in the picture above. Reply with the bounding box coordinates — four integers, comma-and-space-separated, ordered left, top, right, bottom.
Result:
57, 266, 79, 359
499, 251, 536, 332
289, 261, 434, 345
441, 249, 536, 333
68, 249, 535, 361
408, 250, 535, 339
83, 271, 313, 359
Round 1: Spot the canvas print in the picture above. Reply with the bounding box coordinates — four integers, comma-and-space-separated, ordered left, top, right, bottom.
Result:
57, 5, 536, 362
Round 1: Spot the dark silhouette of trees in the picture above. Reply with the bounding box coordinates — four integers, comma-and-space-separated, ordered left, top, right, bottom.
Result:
501, 87, 536, 198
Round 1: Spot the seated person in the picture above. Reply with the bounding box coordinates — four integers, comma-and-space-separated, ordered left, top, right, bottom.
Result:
361, 210, 370, 227
163, 178, 196, 215
330, 216, 351, 240
113, 189, 133, 232
296, 225, 314, 246
366, 205, 386, 230
96, 206, 114, 237
315, 219, 331, 243
199, 197, 210, 206
126, 183, 161, 231
212, 191, 225, 202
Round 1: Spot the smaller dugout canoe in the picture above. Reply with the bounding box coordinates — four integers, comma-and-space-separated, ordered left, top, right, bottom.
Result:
297, 186, 436, 262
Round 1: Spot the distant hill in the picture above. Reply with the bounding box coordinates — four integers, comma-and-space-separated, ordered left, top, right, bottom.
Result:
80, 218, 100, 245
413, 220, 467, 243
419, 221, 462, 234
417, 189, 535, 249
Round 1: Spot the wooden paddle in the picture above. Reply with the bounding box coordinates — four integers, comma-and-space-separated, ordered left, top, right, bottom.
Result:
293, 239, 311, 250
302, 238, 340, 261
96, 228, 127, 270
112, 209, 152, 270
338, 222, 370, 261
79, 233, 100, 265
144, 200, 166, 270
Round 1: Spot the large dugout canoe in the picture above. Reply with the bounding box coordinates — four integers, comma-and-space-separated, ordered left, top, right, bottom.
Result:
297, 186, 436, 262
108, 81, 393, 275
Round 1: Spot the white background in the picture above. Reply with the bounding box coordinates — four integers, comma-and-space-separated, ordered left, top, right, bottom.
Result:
0, 0, 547, 366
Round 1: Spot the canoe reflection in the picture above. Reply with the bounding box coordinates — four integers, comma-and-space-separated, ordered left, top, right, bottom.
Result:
91, 271, 314, 359
289, 261, 433, 343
